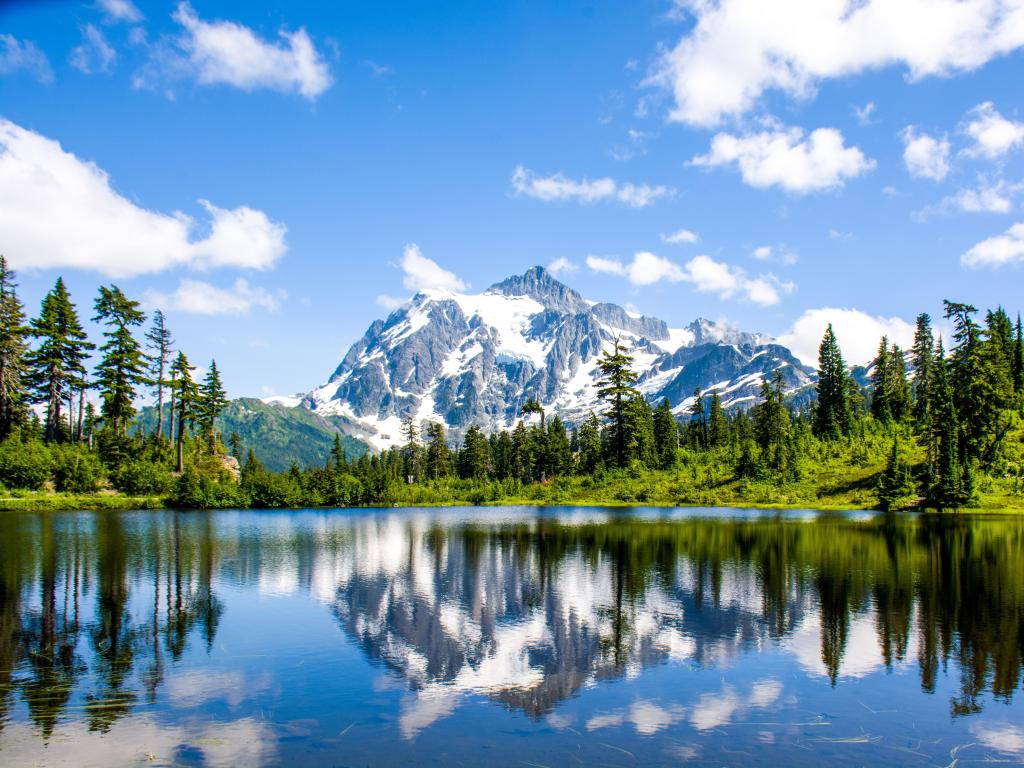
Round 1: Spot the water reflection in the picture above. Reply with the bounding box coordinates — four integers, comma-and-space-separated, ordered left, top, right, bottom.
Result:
0, 508, 1022, 764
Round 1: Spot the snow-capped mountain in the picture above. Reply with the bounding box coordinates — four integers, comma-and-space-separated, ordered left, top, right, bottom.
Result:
297, 267, 813, 449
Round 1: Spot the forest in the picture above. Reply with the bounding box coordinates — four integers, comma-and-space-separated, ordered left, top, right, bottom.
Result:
1, 255, 1022, 512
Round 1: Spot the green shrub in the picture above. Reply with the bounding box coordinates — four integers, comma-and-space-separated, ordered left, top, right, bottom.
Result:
111, 458, 173, 495
170, 466, 246, 508
51, 445, 104, 493
0, 439, 53, 491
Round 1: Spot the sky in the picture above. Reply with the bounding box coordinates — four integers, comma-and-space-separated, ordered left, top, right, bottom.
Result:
2, 0, 1024, 398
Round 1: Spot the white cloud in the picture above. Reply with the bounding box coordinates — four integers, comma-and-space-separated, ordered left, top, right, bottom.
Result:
547, 257, 578, 276
70, 25, 117, 75
828, 228, 853, 240
661, 228, 699, 244
98, 0, 143, 23
752, 244, 799, 264
145, 278, 281, 315
901, 127, 951, 181
0, 34, 53, 83
511, 165, 673, 208
140, 2, 332, 99
962, 102, 1024, 159
920, 177, 1022, 217
0, 119, 287, 277
970, 723, 1024, 756
778, 307, 915, 366
853, 101, 875, 126
961, 222, 1024, 268
651, 0, 1024, 127
400, 244, 467, 292
375, 294, 407, 311
691, 123, 874, 193
752, 245, 772, 260
587, 251, 792, 305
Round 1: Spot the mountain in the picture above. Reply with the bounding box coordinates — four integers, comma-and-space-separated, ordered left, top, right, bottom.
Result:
293, 266, 814, 450
137, 398, 367, 472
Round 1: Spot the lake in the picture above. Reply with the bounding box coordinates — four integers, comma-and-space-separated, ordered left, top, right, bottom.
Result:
0, 506, 1021, 767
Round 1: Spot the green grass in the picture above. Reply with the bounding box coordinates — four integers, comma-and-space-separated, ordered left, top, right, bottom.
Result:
0, 491, 165, 511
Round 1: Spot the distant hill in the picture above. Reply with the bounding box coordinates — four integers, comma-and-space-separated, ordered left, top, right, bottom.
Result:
136, 398, 368, 472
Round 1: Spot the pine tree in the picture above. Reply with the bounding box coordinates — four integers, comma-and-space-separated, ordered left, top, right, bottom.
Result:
707, 392, 727, 448
1013, 314, 1024, 395
754, 371, 790, 472
546, 415, 572, 476
911, 313, 933, 426
813, 324, 851, 439
92, 285, 147, 436
653, 397, 678, 469
459, 425, 490, 479
511, 421, 531, 482
623, 395, 656, 467
596, 339, 640, 468
425, 422, 451, 479
0, 256, 30, 439
145, 309, 174, 441
196, 360, 229, 449
870, 336, 892, 423
688, 387, 708, 448
876, 437, 915, 511
888, 345, 912, 422
926, 339, 971, 510
576, 412, 603, 474
170, 352, 198, 472
521, 397, 546, 428
26, 278, 93, 442
331, 433, 348, 471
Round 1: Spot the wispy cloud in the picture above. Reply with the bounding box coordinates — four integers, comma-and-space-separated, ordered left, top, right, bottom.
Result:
0, 34, 53, 83
511, 166, 674, 208
145, 278, 282, 315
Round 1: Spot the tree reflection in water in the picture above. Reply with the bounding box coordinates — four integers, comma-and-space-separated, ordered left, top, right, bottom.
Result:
0, 508, 1019, 741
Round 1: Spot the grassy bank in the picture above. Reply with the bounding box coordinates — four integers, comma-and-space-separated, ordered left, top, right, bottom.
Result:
0, 492, 165, 511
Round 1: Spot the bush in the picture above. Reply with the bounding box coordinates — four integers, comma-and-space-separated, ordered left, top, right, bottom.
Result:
111, 458, 173, 496
170, 466, 246, 509
51, 445, 104, 493
0, 439, 53, 491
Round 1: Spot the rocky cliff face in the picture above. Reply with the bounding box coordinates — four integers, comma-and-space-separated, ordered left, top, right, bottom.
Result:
296, 267, 813, 448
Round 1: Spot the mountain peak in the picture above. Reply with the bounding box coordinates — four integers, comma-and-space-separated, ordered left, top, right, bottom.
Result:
487, 266, 589, 314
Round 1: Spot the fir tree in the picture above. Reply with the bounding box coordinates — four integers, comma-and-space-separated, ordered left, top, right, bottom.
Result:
870, 336, 892, 423
546, 415, 572, 476
911, 313, 933, 426
425, 423, 454, 479
145, 309, 174, 441
1013, 314, 1024, 394
576, 412, 603, 475
169, 352, 198, 472
521, 397, 546, 428
707, 392, 727, 448
26, 278, 93, 442
926, 340, 971, 510
623, 395, 656, 467
92, 285, 147, 436
888, 345, 912, 422
0, 256, 30, 439
653, 397, 678, 469
400, 415, 422, 482
754, 370, 790, 472
596, 339, 640, 468
876, 436, 915, 511
196, 360, 229, 449
813, 324, 851, 439
688, 387, 708, 448
331, 433, 347, 471
459, 425, 490, 480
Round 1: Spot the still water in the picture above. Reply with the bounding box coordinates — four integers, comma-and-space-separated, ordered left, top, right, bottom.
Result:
0, 506, 1021, 767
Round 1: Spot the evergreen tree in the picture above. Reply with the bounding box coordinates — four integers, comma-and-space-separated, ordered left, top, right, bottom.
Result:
0, 256, 30, 439
623, 395, 656, 467
169, 352, 198, 472
596, 339, 640, 468
491, 430, 513, 480
688, 387, 708, 448
870, 336, 892, 423
196, 360, 229, 449
1013, 314, 1024, 395
400, 414, 421, 482
813, 324, 851, 439
511, 421, 531, 482
576, 412, 603, 475
876, 437, 915, 511
888, 345, 912, 422
92, 285, 146, 436
707, 392, 727, 448
653, 397, 678, 469
911, 313, 933, 426
546, 415, 572, 476
459, 425, 490, 480
521, 397, 546, 428
26, 278, 93, 442
926, 340, 971, 510
753, 371, 790, 472
331, 433, 348, 471
145, 309, 174, 440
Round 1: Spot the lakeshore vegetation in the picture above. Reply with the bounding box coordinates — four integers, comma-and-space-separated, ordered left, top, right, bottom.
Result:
0, 256, 1022, 512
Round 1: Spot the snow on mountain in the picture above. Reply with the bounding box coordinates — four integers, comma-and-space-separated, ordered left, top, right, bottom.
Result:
301, 266, 813, 449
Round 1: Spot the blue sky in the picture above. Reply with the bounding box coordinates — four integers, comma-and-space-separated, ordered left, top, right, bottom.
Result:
2, 0, 1024, 397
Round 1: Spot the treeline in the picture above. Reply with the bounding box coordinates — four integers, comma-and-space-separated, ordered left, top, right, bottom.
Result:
0, 257, 231, 500
237, 301, 1023, 511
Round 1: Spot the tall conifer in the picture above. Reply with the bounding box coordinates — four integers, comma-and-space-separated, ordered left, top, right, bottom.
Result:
92, 285, 147, 436
0, 256, 30, 439
596, 339, 639, 468
813, 324, 851, 439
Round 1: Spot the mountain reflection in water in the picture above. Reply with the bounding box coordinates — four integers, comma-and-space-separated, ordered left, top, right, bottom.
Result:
0, 507, 1021, 766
